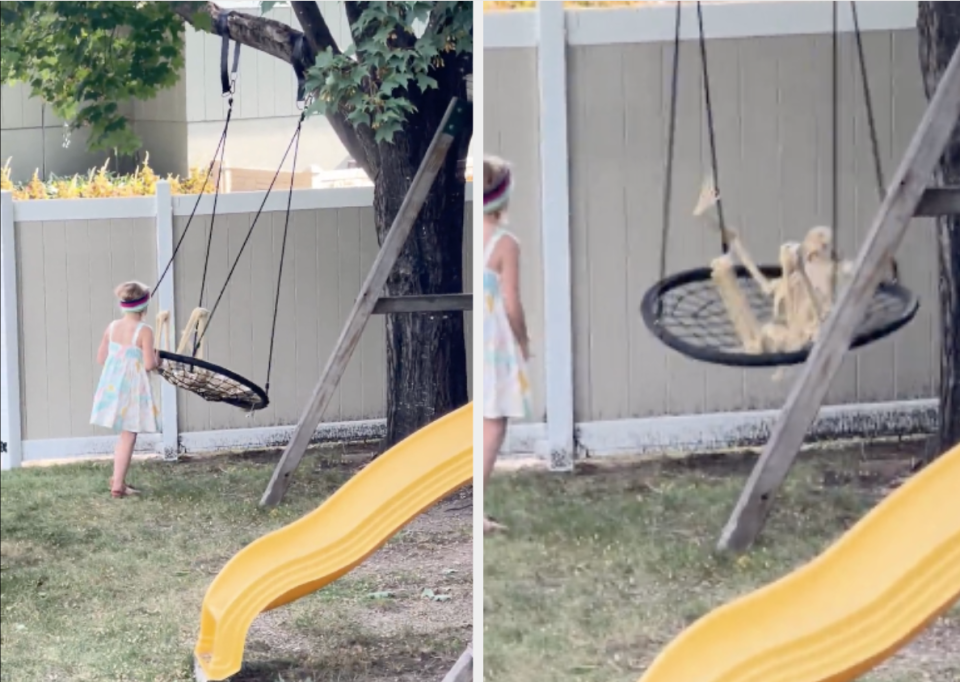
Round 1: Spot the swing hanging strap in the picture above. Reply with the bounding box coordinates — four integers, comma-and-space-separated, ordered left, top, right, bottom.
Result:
218, 11, 241, 96
292, 35, 313, 108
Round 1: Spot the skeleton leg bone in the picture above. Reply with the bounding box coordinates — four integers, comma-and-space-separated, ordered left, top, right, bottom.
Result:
711, 255, 765, 354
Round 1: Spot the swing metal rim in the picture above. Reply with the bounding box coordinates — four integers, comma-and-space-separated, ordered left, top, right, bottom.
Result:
157, 350, 270, 411
640, 264, 921, 368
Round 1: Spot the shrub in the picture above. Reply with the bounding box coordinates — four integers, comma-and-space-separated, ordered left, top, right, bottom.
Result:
1, 155, 216, 200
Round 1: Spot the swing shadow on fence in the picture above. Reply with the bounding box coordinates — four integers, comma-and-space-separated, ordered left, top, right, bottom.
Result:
0, 182, 474, 470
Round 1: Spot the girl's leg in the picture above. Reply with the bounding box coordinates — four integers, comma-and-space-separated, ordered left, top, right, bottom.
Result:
483, 417, 508, 533
111, 431, 138, 496
483, 417, 507, 489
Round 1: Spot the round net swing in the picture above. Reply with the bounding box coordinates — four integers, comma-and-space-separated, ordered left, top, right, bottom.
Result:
147, 24, 309, 411
640, 1, 919, 368
155, 311, 270, 411
641, 265, 919, 368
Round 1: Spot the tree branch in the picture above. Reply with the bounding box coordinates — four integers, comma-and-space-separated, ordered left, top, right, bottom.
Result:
344, 2, 367, 35
171, 2, 300, 63
290, 1, 341, 56
290, 2, 373, 177
172, 0, 375, 177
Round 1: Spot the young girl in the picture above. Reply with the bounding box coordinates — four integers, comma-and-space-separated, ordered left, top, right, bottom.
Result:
90, 281, 161, 498
483, 155, 532, 534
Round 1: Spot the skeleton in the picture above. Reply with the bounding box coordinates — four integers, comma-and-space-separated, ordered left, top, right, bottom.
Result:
154, 309, 258, 404
694, 177, 856, 354
156, 308, 214, 384
155, 308, 246, 399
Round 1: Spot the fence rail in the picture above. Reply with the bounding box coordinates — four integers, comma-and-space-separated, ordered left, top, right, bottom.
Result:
0, 181, 474, 469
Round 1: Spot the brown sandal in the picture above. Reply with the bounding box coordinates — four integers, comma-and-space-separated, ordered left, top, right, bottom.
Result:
484, 516, 508, 534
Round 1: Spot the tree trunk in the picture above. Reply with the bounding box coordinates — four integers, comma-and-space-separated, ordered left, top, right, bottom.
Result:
373, 89, 471, 448
918, 2, 960, 454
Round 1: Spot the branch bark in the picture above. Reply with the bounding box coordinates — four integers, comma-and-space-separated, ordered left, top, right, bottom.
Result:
344, 2, 367, 37
290, 1, 341, 56
172, 0, 374, 176
171, 2, 300, 62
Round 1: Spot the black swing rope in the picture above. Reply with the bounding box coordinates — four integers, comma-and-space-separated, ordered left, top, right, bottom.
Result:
696, 0, 728, 256
656, 1, 682, 322
150, 14, 309, 410
851, 1, 898, 282
641, 0, 919, 368
190, 111, 305, 390
831, 0, 840, 299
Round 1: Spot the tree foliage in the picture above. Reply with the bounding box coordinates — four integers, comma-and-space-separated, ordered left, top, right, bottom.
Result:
0, 1, 186, 152
303, 2, 471, 144
0, 1, 472, 153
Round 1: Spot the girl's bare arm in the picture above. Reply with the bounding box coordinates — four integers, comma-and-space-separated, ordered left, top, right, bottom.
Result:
96, 328, 110, 365
498, 238, 530, 358
139, 327, 160, 371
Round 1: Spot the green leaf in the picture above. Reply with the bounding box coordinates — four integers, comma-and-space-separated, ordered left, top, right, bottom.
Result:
190, 11, 212, 33
379, 72, 408, 96
416, 74, 437, 92
304, 97, 328, 117
312, 47, 336, 71
260, 1, 280, 15
373, 120, 403, 144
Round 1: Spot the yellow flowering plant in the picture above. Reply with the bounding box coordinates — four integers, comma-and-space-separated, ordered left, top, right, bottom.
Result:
2, 155, 216, 200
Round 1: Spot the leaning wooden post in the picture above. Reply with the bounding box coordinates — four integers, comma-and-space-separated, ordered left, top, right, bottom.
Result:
441, 642, 472, 682
717, 43, 960, 553
259, 97, 469, 507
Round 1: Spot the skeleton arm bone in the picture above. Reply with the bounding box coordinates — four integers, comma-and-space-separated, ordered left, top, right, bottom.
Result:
693, 176, 775, 295
176, 307, 211, 359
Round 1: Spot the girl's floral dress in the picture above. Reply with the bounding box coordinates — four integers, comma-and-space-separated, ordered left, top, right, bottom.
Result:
483, 229, 532, 419
90, 321, 160, 433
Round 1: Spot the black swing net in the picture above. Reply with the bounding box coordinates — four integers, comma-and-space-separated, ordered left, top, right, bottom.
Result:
640, 1, 919, 368
149, 19, 314, 410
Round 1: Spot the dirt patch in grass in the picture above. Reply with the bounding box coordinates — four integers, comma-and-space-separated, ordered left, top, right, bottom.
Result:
484, 442, 959, 682
0, 449, 472, 682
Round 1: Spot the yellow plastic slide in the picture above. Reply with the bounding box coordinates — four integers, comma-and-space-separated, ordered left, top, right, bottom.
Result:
638, 444, 960, 682
193, 403, 473, 681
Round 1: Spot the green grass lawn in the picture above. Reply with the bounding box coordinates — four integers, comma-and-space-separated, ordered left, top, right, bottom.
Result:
0, 449, 472, 682
484, 445, 960, 682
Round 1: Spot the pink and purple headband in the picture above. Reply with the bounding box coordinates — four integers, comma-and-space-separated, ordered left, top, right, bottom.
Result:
484, 169, 513, 215
119, 293, 150, 314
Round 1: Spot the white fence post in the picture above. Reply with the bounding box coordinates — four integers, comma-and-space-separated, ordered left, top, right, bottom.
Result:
537, 2, 576, 471
0, 191, 23, 470
155, 181, 180, 460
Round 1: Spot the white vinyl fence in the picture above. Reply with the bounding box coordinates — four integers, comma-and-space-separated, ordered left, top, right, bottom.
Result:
485, 1, 940, 465
0, 182, 474, 469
